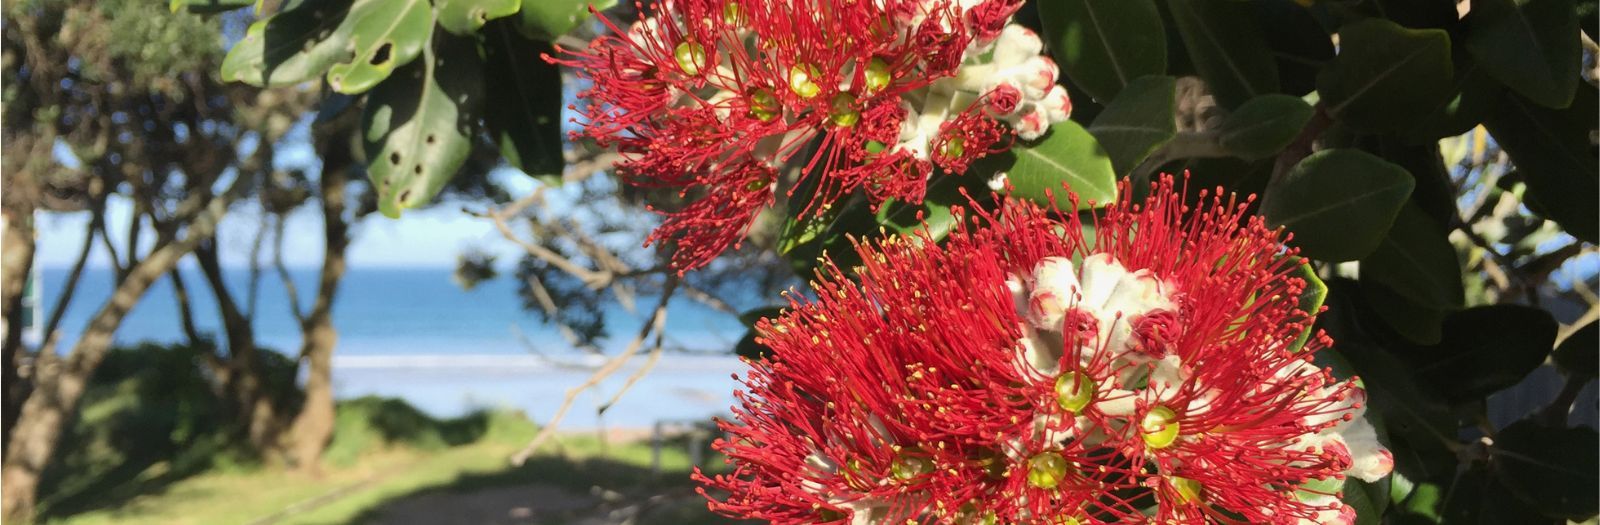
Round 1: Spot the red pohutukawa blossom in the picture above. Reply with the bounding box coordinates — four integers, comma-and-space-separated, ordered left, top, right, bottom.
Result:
694, 177, 1393, 524
550, 0, 1072, 271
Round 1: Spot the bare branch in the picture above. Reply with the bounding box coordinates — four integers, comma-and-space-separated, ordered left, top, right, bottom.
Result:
273, 213, 307, 324
509, 277, 679, 466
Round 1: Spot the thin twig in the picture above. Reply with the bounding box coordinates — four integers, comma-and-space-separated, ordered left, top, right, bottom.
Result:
509, 277, 679, 466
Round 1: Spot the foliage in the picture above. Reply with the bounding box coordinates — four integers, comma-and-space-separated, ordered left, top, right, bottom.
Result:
189, 0, 1599, 521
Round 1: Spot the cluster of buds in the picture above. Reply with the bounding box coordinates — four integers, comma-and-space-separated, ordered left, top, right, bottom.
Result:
695, 178, 1393, 524
552, 0, 1072, 270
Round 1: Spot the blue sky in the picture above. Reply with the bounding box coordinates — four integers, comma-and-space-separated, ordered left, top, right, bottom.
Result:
33, 164, 549, 270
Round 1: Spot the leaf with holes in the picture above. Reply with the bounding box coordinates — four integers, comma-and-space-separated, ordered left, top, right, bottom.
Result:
1493, 420, 1600, 521
1036, 0, 1166, 103
1262, 149, 1414, 262
365, 34, 484, 217
1004, 121, 1117, 210
438, 0, 519, 35
1087, 75, 1176, 176
481, 21, 564, 182
1466, 0, 1581, 109
1215, 94, 1312, 160
1317, 19, 1453, 132
517, 0, 615, 41
220, 0, 356, 87
325, 0, 432, 94
1361, 203, 1465, 310
1165, 0, 1279, 108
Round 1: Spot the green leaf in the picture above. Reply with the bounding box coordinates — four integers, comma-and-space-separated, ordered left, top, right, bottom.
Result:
1361, 203, 1465, 310
1087, 75, 1176, 176
1317, 19, 1454, 132
1394, 54, 1504, 145
734, 327, 772, 360
220, 0, 357, 87
1215, 94, 1312, 160
1553, 321, 1598, 378
480, 21, 565, 182
364, 34, 484, 217
1262, 149, 1415, 262
437, 0, 520, 35
1440, 463, 1557, 524
1345, 477, 1391, 525
169, 0, 252, 14
1037, 0, 1167, 102
324, 0, 432, 94
516, 0, 615, 41
1464, 0, 1581, 109
1492, 420, 1600, 521
1290, 262, 1326, 352
738, 306, 784, 327
1484, 85, 1599, 243
1414, 305, 1557, 403
1252, 0, 1334, 96
1324, 279, 1458, 482
1005, 121, 1118, 210
1362, 278, 1447, 345
1165, 0, 1279, 108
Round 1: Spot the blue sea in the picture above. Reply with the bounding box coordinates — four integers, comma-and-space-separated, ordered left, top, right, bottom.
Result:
36, 267, 753, 429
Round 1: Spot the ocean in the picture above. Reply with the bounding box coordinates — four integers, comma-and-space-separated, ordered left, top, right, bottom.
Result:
35, 267, 752, 429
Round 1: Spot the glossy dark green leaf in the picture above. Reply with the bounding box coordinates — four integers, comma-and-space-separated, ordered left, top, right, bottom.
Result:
1361, 203, 1464, 310
1483, 85, 1599, 243
169, 0, 252, 14
220, 0, 356, 86
1553, 321, 1599, 378
1345, 477, 1391, 525
1165, 0, 1279, 108
437, 0, 520, 35
738, 306, 784, 327
1037, 0, 1167, 102
1362, 278, 1447, 345
1251, 0, 1333, 96
516, 0, 615, 41
1317, 19, 1453, 132
734, 328, 772, 360
873, 172, 986, 242
1087, 75, 1176, 176
365, 34, 484, 217
1492, 420, 1600, 520
1215, 94, 1312, 160
1006, 121, 1118, 210
481, 22, 565, 182
1440, 464, 1557, 524
1373, 0, 1462, 30
1262, 149, 1415, 262
324, 0, 432, 94
1465, 0, 1581, 109
1414, 305, 1557, 403
1323, 279, 1458, 481
1394, 52, 1504, 145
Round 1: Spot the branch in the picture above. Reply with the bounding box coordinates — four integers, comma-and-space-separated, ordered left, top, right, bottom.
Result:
509, 277, 679, 466
273, 213, 306, 324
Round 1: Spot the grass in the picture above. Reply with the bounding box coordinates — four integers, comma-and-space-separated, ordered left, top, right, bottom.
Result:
43, 396, 727, 525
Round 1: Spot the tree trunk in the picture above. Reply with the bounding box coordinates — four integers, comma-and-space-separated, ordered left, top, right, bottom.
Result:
0, 187, 237, 522
195, 241, 281, 454
285, 133, 352, 472
1, 200, 37, 450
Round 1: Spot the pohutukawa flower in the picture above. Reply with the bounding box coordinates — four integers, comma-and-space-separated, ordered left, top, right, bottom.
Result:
550, 0, 1072, 271
695, 176, 1393, 524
